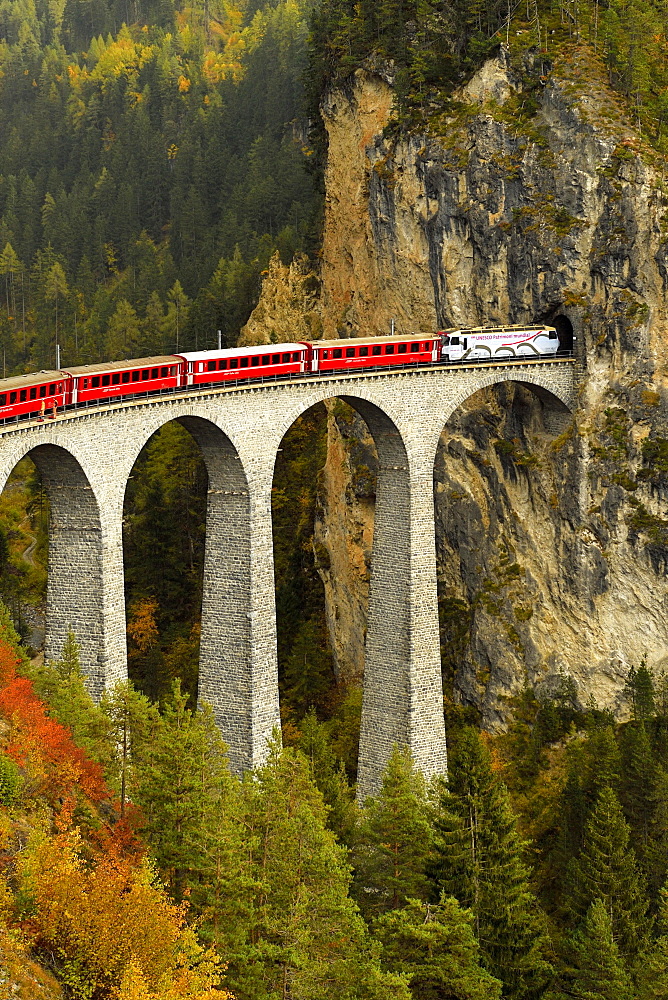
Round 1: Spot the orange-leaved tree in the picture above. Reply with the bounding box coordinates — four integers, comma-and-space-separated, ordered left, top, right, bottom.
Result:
17, 829, 231, 999
0, 637, 108, 815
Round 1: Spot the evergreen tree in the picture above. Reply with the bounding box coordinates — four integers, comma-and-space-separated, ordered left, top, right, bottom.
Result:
297, 708, 356, 844
100, 679, 159, 817
375, 895, 503, 1000
564, 899, 635, 1000
27, 630, 113, 769
430, 728, 553, 1000
637, 886, 668, 1000
352, 744, 432, 919
132, 680, 232, 901
232, 740, 411, 1000
566, 786, 651, 960
619, 721, 657, 853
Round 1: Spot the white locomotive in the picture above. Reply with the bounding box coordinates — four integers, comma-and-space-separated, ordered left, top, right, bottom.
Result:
441, 325, 560, 362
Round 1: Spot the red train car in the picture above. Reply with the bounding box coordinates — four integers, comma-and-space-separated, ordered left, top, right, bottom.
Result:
65, 357, 181, 405
307, 335, 440, 374
177, 345, 308, 386
0, 371, 67, 422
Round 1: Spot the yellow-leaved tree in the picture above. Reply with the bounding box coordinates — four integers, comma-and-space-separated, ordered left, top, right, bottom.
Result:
16, 830, 232, 999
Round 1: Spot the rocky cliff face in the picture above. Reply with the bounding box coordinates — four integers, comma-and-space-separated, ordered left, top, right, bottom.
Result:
245, 40, 668, 722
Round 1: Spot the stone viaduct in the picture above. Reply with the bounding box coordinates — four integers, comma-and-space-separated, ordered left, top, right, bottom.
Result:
0, 359, 578, 797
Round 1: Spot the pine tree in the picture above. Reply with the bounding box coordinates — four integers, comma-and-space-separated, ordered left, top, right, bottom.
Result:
352, 744, 432, 918
132, 680, 232, 901
430, 728, 553, 1000
565, 899, 635, 1000
232, 740, 411, 1000
637, 886, 668, 999
374, 895, 503, 999
100, 679, 159, 818
298, 709, 356, 844
27, 630, 112, 770
566, 786, 651, 960
619, 721, 657, 853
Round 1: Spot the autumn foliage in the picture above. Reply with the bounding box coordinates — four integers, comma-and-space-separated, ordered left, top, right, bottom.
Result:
17, 832, 228, 999
0, 638, 108, 813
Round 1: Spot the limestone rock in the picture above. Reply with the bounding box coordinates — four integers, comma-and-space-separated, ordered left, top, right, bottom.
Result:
315, 48, 668, 721
240, 251, 322, 346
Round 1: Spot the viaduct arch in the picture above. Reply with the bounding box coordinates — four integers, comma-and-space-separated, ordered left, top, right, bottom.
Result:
0, 359, 578, 796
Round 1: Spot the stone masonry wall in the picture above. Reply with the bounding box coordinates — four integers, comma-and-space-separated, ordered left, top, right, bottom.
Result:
0, 360, 577, 793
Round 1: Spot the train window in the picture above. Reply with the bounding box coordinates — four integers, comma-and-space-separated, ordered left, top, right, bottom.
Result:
112, 374, 120, 385
385, 345, 395, 354
9, 393, 16, 404
218, 360, 227, 370
122, 372, 130, 383
91, 377, 99, 388
141, 370, 149, 380
292, 352, 300, 361
207, 360, 216, 371
398, 343, 407, 353
411, 342, 420, 351
282, 353, 290, 363
151, 368, 159, 378
49, 383, 55, 393
101, 375, 110, 386
251, 357, 260, 367
30, 387, 37, 399
171, 367, 177, 375
0, 395, 5, 406
346, 347, 355, 357
322, 351, 329, 359
333, 349, 343, 359
161, 367, 169, 377
261, 356, 270, 366
443, 337, 450, 346
20, 390, 26, 402
548, 331, 558, 340
372, 345, 381, 355
450, 337, 459, 346
40, 385, 47, 396
132, 371, 140, 382
359, 346, 369, 357
272, 354, 280, 363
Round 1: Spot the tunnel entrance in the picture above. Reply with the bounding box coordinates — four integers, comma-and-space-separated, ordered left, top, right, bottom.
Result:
552, 314, 574, 354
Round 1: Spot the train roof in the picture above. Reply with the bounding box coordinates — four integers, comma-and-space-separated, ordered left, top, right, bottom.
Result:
439, 325, 554, 334
0, 370, 65, 390
309, 334, 439, 350
177, 344, 306, 361
64, 356, 181, 376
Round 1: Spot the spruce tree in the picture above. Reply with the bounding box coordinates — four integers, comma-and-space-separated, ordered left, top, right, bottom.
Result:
100, 679, 159, 818
298, 709, 356, 844
619, 721, 657, 853
637, 886, 668, 999
374, 895, 503, 1000
430, 728, 553, 1000
352, 744, 432, 918
565, 899, 635, 1000
28, 630, 112, 769
132, 680, 233, 901
566, 785, 651, 960
232, 740, 411, 1000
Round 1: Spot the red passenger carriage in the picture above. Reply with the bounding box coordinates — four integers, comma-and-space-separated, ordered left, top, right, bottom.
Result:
307, 335, 440, 373
177, 345, 308, 387
65, 357, 181, 405
0, 371, 67, 421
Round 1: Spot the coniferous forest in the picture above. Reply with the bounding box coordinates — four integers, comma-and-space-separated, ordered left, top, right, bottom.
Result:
2, 0, 668, 996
